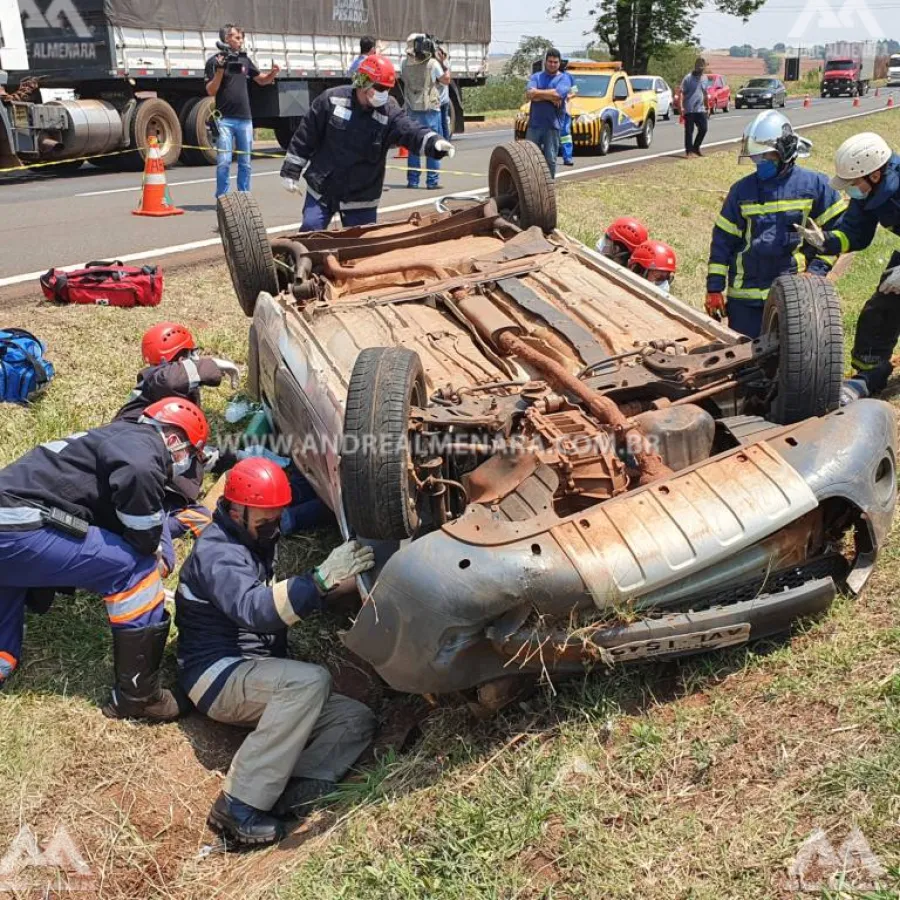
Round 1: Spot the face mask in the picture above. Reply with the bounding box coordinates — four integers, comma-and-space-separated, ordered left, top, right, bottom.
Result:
255, 518, 282, 547
368, 89, 389, 107
171, 455, 192, 476
652, 278, 672, 295
755, 158, 779, 181
847, 185, 867, 200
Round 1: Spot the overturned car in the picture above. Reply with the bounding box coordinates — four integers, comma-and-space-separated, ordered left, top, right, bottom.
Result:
218, 141, 897, 704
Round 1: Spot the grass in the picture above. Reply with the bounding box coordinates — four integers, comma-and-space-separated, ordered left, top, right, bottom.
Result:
1, 108, 900, 898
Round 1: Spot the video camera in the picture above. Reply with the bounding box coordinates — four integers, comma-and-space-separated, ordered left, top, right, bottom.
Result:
412, 33, 437, 61
215, 40, 247, 73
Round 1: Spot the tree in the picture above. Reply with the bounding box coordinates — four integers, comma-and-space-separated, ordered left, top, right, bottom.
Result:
648, 42, 701, 88
761, 51, 779, 74
553, 0, 768, 74
774, 42, 785, 52
503, 36, 557, 77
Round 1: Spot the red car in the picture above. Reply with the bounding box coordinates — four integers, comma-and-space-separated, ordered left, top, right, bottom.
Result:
673, 73, 731, 115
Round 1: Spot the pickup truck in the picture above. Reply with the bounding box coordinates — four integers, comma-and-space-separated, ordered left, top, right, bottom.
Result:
515, 60, 657, 155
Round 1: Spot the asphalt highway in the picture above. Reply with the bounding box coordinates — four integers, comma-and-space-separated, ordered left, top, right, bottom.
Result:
1, 91, 898, 284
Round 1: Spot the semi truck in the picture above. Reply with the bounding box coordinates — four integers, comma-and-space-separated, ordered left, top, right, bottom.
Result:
889, 53, 900, 87
820, 41, 876, 97
0, 0, 489, 173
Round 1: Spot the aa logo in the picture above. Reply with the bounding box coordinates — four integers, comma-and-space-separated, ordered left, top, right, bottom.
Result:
0, 824, 95, 893
786, 826, 886, 892
17, 0, 92, 39
788, 0, 882, 38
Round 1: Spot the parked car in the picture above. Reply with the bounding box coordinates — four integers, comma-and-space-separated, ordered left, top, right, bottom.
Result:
735, 78, 787, 109
630, 75, 673, 120
515, 60, 658, 155
216, 141, 897, 710
673, 73, 729, 114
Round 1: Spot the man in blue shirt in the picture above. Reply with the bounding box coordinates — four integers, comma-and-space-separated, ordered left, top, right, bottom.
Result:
347, 36, 376, 76
525, 48, 570, 178
680, 57, 710, 158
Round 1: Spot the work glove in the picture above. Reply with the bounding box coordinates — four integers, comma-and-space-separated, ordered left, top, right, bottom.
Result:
878, 266, 900, 294
211, 357, 241, 389
433, 139, 455, 159
840, 376, 870, 406
202, 446, 220, 473
313, 540, 376, 592
282, 176, 301, 193
793, 220, 826, 252
705, 292, 726, 321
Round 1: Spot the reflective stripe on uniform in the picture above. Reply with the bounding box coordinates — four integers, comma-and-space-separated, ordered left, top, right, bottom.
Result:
116, 508, 164, 531
272, 579, 299, 626
734, 218, 752, 290
419, 130, 439, 157
0, 507, 42, 526
175, 508, 212, 538
815, 254, 837, 267
105, 569, 165, 625
715, 215, 743, 238
727, 285, 770, 300
182, 358, 201, 390
284, 153, 306, 168
833, 230, 851, 253
187, 656, 244, 706
739, 198, 813, 216
0, 651, 17, 679
816, 198, 848, 226
707, 263, 729, 277
372, 111, 388, 126
339, 198, 380, 210
852, 355, 886, 371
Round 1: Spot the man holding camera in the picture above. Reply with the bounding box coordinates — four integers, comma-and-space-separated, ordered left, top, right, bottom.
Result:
205, 24, 279, 200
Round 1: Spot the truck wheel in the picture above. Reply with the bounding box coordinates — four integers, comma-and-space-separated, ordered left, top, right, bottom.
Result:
340, 347, 428, 541
762, 274, 843, 425
637, 115, 654, 149
598, 122, 612, 155
217, 191, 278, 317
121, 98, 182, 170
179, 96, 217, 166
488, 140, 557, 233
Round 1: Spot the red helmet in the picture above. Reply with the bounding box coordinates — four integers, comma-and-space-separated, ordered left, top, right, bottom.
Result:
224, 458, 292, 509
355, 54, 396, 89
628, 240, 677, 275
141, 322, 196, 365
606, 217, 649, 253
143, 398, 209, 451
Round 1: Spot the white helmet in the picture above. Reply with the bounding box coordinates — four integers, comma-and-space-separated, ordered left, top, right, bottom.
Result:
738, 110, 811, 165
832, 132, 892, 191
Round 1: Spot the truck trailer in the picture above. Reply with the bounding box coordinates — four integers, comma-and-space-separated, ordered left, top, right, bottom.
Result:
0, 0, 489, 172
821, 41, 876, 97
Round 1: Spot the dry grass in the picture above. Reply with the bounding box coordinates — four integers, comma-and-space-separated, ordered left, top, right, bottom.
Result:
0, 109, 899, 898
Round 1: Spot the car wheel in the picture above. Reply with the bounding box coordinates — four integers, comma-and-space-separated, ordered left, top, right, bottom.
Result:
598, 122, 612, 155
340, 347, 427, 541
780, 95, 786, 107
217, 191, 278, 317
768, 98, 774, 108
179, 96, 218, 166
723, 100, 729, 112
762, 274, 843, 425
637, 115, 654, 149
488, 140, 557, 233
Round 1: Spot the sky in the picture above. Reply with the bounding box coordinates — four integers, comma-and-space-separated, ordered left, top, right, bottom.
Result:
489, 0, 900, 54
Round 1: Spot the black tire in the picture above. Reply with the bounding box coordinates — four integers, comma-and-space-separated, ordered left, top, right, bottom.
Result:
598, 121, 612, 155
762, 274, 843, 425
119, 98, 182, 170
637, 114, 654, 149
768, 98, 774, 108
488, 140, 557, 233
217, 191, 278, 317
723, 100, 729, 112
340, 347, 427, 541
663, 110, 670, 121
179, 96, 217, 166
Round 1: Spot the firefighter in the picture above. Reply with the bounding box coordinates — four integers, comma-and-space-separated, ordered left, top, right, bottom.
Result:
706, 111, 846, 338
628, 240, 678, 294
280, 54, 455, 230
596, 217, 650, 266
175, 458, 376, 848
795, 132, 900, 403
116, 322, 240, 540
0, 398, 209, 720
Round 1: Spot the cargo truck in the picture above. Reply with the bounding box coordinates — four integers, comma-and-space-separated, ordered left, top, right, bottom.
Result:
0, 0, 489, 172
820, 42, 876, 97
888, 53, 900, 87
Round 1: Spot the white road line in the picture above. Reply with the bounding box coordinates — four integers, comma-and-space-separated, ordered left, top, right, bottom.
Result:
2, 103, 894, 289
76, 169, 282, 197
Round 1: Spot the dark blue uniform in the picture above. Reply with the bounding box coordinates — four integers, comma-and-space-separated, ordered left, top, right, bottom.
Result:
0, 421, 172, 683
822, 154, 900, 383
175, 503, 324, 713
707, 164, 846, 337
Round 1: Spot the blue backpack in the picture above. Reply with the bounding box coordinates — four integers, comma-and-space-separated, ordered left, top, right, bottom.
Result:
0, 329, 55, 403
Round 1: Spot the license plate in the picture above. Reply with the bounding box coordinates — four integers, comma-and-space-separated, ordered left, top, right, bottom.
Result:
605, 623, 751, 663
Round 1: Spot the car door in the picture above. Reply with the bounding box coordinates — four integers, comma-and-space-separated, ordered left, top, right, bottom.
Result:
656, 78, 672, 117
612, 76, 636, 135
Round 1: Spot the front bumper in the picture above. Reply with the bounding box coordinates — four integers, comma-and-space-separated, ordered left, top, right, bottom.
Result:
342, 400, 896, 696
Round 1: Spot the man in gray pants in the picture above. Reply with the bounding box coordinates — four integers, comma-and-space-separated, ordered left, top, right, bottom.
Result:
175, 457, 377, 847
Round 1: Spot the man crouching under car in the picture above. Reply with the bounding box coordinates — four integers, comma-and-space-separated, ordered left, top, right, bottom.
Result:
279, 54, 454, 229
175, 457, 376, 848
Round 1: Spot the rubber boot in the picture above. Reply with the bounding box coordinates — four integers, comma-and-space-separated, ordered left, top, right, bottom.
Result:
207, 793, 286, 847
102, 612, 183, 721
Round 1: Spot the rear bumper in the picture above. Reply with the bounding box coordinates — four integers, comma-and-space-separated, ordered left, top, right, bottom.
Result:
342, 400, 897, 694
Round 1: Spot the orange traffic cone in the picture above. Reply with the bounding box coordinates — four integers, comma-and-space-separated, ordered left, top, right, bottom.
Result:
133, 136, 184, 217
394, 145, 409, 159
888, 95, 895, 108
803, 94, 811, 108
852, 95, 861, 107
